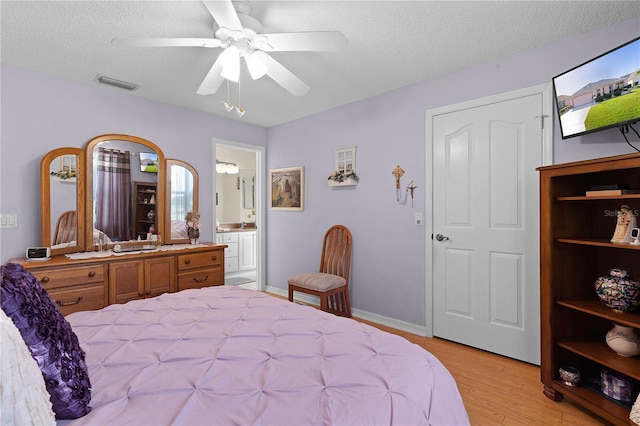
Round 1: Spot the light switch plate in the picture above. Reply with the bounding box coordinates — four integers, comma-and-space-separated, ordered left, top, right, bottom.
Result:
0, 214, 18, 228
414, 212, 423, 226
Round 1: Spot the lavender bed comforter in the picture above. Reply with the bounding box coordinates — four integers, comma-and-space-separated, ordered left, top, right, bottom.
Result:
60, 286, 469, 425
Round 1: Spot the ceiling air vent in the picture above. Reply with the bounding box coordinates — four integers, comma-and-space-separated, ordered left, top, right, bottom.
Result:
95, 74, 138, 91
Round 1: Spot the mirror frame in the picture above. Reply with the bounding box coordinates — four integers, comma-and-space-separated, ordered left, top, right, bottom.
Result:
40, 147, 86, 256
85, 134, 165, 250
165, 159, 199, 245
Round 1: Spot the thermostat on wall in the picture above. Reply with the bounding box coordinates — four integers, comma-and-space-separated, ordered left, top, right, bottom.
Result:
26, 247, 50, 261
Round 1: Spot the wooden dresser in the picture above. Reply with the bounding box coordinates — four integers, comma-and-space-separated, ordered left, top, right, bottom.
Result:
11, 243, 225, 315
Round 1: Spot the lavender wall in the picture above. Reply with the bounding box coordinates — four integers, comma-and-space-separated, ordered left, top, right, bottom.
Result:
0, 64, 266, 263
1, 17, 638, 328
265, 18, 640, 325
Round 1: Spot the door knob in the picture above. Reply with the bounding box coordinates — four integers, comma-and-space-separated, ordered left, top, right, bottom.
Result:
435, 234, 449, 241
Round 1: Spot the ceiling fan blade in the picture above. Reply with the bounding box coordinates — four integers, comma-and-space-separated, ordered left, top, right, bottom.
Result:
112, 38, 223, 48
196, 55, 226, 95
261, 31, 348, 52
202, 0, 243, 32
255, 52, 310, 97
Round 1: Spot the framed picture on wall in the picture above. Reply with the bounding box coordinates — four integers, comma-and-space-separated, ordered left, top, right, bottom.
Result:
270, 166, 304, 211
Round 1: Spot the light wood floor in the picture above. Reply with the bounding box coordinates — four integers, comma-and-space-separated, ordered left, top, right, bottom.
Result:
356, 318, 609, 426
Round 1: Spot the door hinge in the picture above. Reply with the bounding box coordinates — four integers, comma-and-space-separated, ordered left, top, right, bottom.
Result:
535, 114, 549, 130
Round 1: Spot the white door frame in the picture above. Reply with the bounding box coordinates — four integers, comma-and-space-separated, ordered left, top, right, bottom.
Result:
213, 138, 266, 291
424, 83, 553, 337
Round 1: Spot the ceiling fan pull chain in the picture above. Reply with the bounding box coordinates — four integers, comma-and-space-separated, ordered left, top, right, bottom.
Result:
224, 79, 233, 112
236, 73, 245, 117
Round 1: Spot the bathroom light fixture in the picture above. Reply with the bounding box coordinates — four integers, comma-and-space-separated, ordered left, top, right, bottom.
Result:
95, 74, 138, 91
216, 160, 239, 174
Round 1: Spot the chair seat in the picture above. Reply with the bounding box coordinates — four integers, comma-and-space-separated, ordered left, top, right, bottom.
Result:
288, 273, 346, 292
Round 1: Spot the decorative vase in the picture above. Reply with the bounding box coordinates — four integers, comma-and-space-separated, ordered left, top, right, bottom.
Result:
605, 323, 640, 357
595, 268, 640, 313
558, 366, 581, 386
147, 209, 156, 220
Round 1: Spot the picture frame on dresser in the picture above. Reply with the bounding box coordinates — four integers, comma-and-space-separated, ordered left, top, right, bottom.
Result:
270, 166, 304, 211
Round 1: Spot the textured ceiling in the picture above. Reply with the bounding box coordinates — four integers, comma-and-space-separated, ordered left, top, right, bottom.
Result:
2, 1, 640, 128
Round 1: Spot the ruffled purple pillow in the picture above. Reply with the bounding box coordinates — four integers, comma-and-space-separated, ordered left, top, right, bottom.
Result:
1, 262, 91, 419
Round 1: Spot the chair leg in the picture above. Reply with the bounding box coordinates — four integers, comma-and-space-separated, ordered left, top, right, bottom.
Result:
319, 294, 328, 312
288, 286, 294, 302
343, 289, 352, 318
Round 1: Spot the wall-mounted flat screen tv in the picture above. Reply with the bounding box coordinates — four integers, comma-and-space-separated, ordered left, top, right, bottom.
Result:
139, 152, 158, 173
552, 36, 640, 139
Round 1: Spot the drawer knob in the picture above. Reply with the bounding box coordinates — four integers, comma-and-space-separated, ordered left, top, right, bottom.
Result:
211, 256, 217, 261
185, 259, 191, 265
192, 275, 209, 283
55, 296, 83, 307
41, 276, 50, 283
88, 271, 96, 278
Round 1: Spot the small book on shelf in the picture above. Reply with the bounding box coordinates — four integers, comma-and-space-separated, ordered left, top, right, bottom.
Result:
589, 184, 628, 191
585, 188, 640, 196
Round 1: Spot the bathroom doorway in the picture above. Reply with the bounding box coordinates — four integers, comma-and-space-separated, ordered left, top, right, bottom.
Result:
213, 139, 265, 291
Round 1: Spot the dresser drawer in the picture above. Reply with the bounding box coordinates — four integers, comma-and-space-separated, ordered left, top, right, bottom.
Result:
47, 283, 106, 316
178, 250, 223, 271
221, 233, 239, 243
225, 257, 239, 273
225, 242, 238, 258
178, 267, 224, 291
32, 265, 105, 291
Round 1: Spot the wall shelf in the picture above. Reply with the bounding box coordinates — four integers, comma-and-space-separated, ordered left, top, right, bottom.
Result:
328, 177, 358, 187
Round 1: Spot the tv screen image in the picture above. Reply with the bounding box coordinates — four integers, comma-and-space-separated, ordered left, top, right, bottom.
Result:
552, 37, 640, 139
139, 152, 158, 173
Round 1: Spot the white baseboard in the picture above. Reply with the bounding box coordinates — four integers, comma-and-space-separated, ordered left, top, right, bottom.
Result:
265, 285, 427, 337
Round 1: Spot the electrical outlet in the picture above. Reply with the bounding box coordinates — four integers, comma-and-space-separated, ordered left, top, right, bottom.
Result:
0, 214, 18, 228
414, 212, 423, 226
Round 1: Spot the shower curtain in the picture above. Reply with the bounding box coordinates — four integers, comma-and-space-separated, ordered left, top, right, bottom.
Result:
95, 148, 132, 242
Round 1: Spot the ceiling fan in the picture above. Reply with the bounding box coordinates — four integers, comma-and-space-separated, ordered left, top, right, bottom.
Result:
112, 0, 348, 98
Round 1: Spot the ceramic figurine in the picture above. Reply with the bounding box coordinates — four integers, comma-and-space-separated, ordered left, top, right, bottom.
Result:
611, 205, 636, 243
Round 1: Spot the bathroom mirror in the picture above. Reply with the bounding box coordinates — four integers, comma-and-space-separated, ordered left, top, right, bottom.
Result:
242, 175, 255, 209
85, 134, 165, 249
165, 159, 199, 244
40, 147, 85, 256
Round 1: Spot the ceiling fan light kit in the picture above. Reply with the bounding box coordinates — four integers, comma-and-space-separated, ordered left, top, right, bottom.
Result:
111, 0, 347, 116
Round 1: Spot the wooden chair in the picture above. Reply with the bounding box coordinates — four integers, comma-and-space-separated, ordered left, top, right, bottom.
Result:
288, 225, 352, 317
53, 210, 77, 245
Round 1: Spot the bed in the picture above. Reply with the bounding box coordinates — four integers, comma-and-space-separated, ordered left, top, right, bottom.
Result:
1, 263, 469, 425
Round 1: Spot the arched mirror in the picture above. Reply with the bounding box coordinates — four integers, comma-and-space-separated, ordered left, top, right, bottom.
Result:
85, 134, 165, 250
40, 147, 85, 256
165, 159, 199, 244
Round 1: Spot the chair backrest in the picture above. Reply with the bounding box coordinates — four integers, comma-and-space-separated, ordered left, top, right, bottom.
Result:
319, 225, 352, 285
53, 210, 77, 245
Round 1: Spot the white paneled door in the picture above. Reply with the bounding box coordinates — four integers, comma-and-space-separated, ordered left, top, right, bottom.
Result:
430, 88, 546, 365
